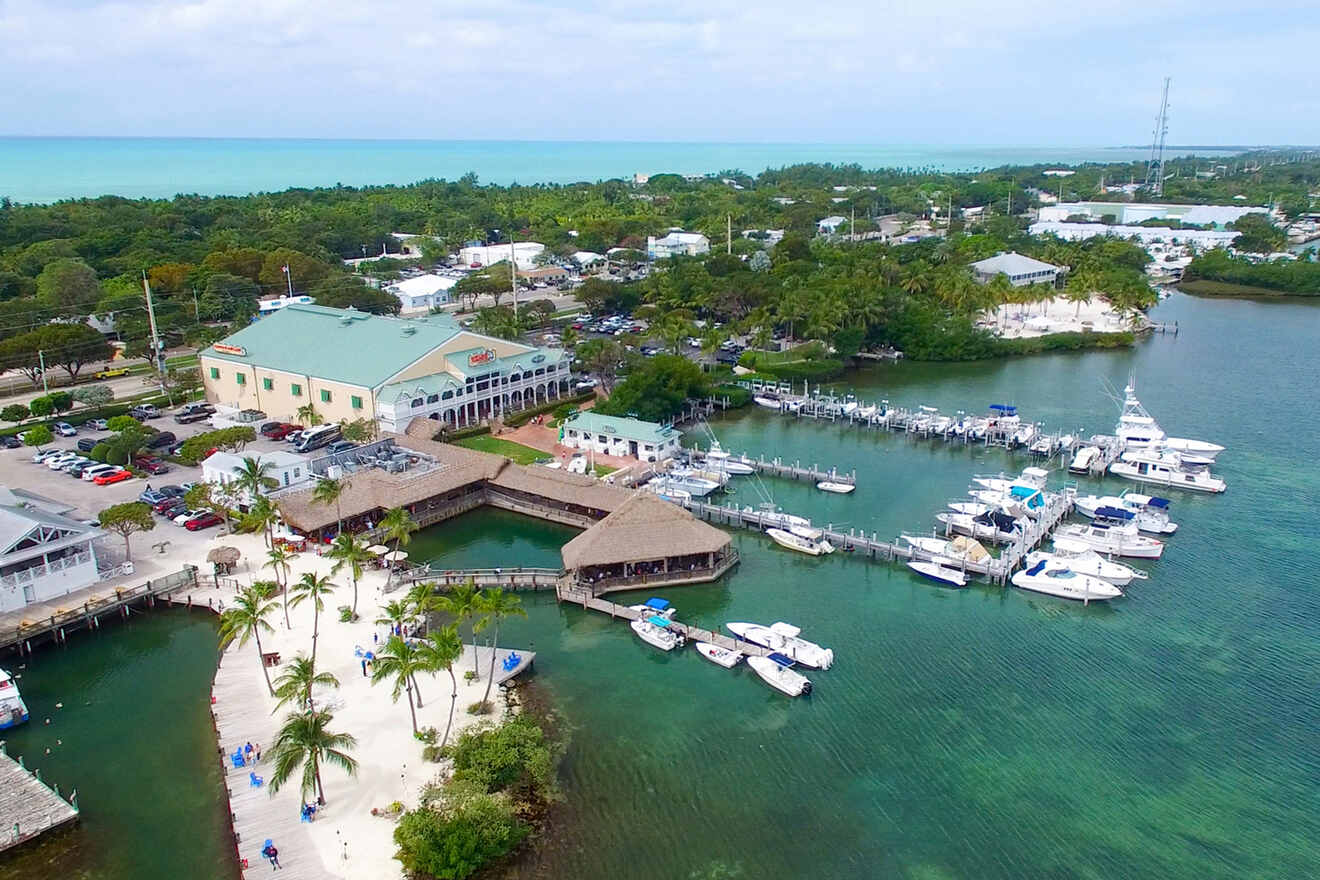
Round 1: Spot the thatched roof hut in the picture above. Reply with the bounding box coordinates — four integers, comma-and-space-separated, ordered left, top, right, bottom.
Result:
206, 546, 241, 566
561, 491, 730, 571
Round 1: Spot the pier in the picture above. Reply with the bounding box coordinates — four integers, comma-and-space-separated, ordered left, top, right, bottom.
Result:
0, 746, 79, 854
688, 448, 856, 486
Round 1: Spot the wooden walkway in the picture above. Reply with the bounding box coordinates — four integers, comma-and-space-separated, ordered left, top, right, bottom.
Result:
554, 584, 773, 657
0, 746, 79, 854
688, 449, 856, 486
395, 566, 564, 590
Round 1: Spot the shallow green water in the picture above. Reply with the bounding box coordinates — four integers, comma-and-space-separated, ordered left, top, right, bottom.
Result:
418, 292, 1320, 879
0, 610, 231, 879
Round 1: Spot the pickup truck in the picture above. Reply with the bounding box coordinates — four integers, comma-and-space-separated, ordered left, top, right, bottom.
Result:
174, 403, 216, 424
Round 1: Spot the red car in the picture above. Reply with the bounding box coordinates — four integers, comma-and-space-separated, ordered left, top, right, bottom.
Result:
184, 511, 223, 531
93, 469, 133, 486
134, 456, 171, 475
261, 423, 302, 440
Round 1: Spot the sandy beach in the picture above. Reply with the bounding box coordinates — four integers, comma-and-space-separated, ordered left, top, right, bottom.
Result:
983, 294, 1141, 338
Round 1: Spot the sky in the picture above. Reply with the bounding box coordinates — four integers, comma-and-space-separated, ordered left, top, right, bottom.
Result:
1, 0, 1317, 144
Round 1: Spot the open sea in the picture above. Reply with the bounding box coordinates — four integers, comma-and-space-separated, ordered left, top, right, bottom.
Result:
4, 290, 1316, 878
0, 139, 1235, 204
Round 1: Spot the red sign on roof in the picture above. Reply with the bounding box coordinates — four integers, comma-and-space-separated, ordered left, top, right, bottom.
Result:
213, 343, 247, 356
468, 349, 495, 366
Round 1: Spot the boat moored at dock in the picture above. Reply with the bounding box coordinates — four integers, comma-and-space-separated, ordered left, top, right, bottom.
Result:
0, 668, 29, 729
1075, 491, 1178, 534
726, 622, 834, 669
816, 480, 855, 494
1010, 558, 1124, 603
1031, 538, 1147, 586
747, 654, 812, 696
695, 642, 743, 668
1109, 450, 1226, 494
1053, 522, 1165, 559
906, 558, 969, 587
630, 615, 686, 651
765, 527, 834, 555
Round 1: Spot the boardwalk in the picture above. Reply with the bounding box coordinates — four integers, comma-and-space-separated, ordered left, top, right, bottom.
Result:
688, 449, 856, 486
0, 746, 78, 854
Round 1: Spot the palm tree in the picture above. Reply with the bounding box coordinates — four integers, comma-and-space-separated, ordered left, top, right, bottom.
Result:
379, 506, 419, 590
268, 710, 357, 806
242, 495, 281, 548
370, 635, 426, 735
434, 580, 484, 680
295, 403, 324, 427
289, 572, 336, 667
478, 588, 527, 709
416, 625, 463, 749
264, 544, 295, 629
218, 584, 280, 695
405, 581, 438, 631
273, 653, 340, 714
311, 476, 349, 537
233, 455, 278, 508
327, 532, 373, 618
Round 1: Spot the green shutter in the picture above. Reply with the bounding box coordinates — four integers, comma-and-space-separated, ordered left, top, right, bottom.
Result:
262, 377, 273, 391
236, 373, 245, 385
351, 395, 363, 410
291, 383, 302, 397
209, 367, 220, 379
320, 389, 331, 403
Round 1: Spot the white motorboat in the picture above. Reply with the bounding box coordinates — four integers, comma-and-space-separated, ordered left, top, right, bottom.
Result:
967, 489, 1040, 519
726, 621, 834, 669
747, 654, 812, 697
906, 558, 969, 587
1069, 446, 1101, 474
1115, 382, 1224, 459
765, 527, 833, 555
1012, 423, 1039, 447
630, 615, 685, 651
856, 404, 877, 419
935, 510, 1022, 544
644, 480, 691, 504
946, 501, 992, 517
566, 454, 589, 475
753, 395, 782, 410
703, 441, 756, 475
1029, 436, 1054, 457
653, 473, 723, 497
1033, 538, 1147, 587
1109, 450, 1226, 494
671, 465, 729, 487
787, 522, 825, 541
1011, 558, 1123, 603
743, 504, 813, 532
1053, 522, 1165, 559
816, 480, 855, 494
901, 534, 992, 565
0, 668, 30, 730
627, 597, 677, 618
695, 642, 743, 668
1074, 491, 1178, 535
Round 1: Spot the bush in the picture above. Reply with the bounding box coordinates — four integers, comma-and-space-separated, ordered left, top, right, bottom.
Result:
443, 424, 491, 442
502, 390, 595, 428
393, 784, 528, 880
714, 384, 752, 408
338, 606, 355, 622
1, 404, 29, 423
450, 714, 555, 802
466, 700, 492, 715
422, 744, 445, 763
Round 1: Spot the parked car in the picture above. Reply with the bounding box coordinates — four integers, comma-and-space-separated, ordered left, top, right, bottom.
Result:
85, 418, 109, 431
173, 509, 207, 526
53, 422, 77, 437
134, 456, 171, 475
261, 422, 301, 440
157, 499, 189, 519
84, 464, 122, 482
145, 431, 177, 450
324, 440, 358, 455
31, 448, 63, 463
184, 511, 223, 531
77, 437, 98, 452
129, 404, 160, 420
140, 485, 184, 505
64, 460, 96, 477
46, 452, 82, 470
0, 436, 19, 449
284, 431, 305, 447
93, 366, 130, 380
93, 469, 132, 485
174, 403, 216, 424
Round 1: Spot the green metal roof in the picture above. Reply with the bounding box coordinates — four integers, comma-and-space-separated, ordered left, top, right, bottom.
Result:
201, 305, 464, 389
379, 372, 463, 400
563, 411, 681, 444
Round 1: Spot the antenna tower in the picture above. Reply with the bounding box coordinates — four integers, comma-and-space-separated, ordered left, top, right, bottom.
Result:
1143, 77, 1171, 197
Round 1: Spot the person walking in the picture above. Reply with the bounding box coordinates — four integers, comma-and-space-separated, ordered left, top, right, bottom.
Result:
255, 742, 262, 762
361, 657, 368, 677
244, 742, 254, 765
262, 841, 281, 869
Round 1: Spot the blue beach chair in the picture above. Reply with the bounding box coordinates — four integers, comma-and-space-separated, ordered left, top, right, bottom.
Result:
249, 771, 263, 787
231, 749, 245, 768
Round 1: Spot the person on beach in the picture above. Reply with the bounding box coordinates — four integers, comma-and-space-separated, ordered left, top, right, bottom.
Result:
245, 742, 253, 764
361, 658, 368, 677
262, 842, 281, 869
255, 742, 262, 762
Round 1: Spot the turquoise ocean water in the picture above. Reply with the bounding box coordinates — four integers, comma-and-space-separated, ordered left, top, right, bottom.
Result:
0, 139, 1230, 204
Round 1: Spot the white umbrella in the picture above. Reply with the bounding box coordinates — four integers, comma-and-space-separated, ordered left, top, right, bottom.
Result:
367, 545, 390, 555
383, 550, 409, 563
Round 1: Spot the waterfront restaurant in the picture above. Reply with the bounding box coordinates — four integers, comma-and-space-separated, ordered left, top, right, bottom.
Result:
199, 304, 570, 434
0, 487, 105, 612
560, 411, 682, 462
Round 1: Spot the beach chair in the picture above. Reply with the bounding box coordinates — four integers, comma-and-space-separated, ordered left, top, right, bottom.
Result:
231, 750, 245, 768
249, 772, 263, 787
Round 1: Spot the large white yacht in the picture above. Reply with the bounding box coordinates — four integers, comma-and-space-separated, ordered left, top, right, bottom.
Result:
1109, 450, 1226, 494
1074, 490, 1178, 534
1115, 383, 1224, 459
1010, 558, 1124, 603
1031, 538, 1148, 587
1053, 522, 1165, 559
726, 622, 835, 669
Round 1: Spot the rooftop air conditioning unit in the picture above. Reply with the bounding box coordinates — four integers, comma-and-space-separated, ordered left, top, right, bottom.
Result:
326, 464, 343, 480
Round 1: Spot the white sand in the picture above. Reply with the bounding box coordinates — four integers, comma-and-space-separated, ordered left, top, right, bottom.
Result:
982, 294, 1142, 338
185, 529, 510, 879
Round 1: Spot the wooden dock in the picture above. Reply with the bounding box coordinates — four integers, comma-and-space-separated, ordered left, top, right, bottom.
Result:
688, 449, 856, 486
395, 566, 564, 590
0, 746, 79, 854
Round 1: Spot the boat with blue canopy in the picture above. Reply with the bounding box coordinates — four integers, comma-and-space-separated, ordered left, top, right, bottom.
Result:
747, 653, 813, 696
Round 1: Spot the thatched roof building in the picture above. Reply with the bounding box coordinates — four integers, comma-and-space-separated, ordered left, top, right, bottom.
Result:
561, 491, 731, 572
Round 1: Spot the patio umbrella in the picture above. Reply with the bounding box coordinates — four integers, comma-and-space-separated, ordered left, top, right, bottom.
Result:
383, 550, 409, 563
207, 546, 241, 566
367, 545, 390, 556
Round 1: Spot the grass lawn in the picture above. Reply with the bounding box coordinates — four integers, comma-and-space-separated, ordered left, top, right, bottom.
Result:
1179, 279, 1314, 298
453, 435, 548, 464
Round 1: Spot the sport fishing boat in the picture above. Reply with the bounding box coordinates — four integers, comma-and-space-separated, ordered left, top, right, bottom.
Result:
816, 480, 855, 494
747, 654, 812, 697
1010, 558, 1123, 603
651, 473, 723, 498
630, 615, 685, 651
702, 440, 756, 475
1114, 382, 1224, 459
0, 668, 30, 729
742, 503, 814, 532
1030, 538, 1148, 587
627, 597, 677, 618
643, 480, 691, 504
725, 621, 835, 669
1109, 450, 1226, 494
1069, 446, 1101, 474
695, 642, 743, 668
905, 558, 969, 587
1053, 522, 1165, 559
765, 527, 833, 556
1074, 491, 1178, 535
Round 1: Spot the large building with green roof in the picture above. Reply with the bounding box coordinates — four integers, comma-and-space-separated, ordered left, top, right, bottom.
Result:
560, 411, 683, 462
200, 304, 569, 431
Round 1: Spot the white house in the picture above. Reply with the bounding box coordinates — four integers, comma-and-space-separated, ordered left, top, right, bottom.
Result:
386, 273, 460, 311
458, 242, 545, 271
1038, 202, 1268, 228
202, 451, 313, 507
743, 229, 785, 246
559, 412, 682, 462
0, 487, 104, 612
259, 294, 315, 315
817, 215, 848, 235
571, 251, 605, 266
970, 252, 1062, 287
1029, 221, 1241, 249
647, 231, 710, 259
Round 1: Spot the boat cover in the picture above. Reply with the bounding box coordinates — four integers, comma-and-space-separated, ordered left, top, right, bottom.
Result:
1095, 506, 1134, 521
1147, 497, 1171, 509
768, 652, 796, 667
643, 598, 670, 611
974, 510, 1019, 532
950, 536, 991, 563
989, 404, 1017, 413
646, 615, 673, 628
769, 622, 802, 637
1024, 559, 1047, 576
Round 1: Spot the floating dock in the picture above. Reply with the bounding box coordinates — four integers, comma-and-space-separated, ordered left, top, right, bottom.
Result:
0, 746, 79, 854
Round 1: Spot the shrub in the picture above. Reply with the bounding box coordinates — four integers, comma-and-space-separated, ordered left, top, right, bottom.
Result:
714, 384, 752, 408
466, 700, 492, 715
416, 726, 439, 745
422, 744, 445, 763
1, 404, 29, 424
393, 785, 527, 880
449, 714, 555, 802
502, 390, 595, 428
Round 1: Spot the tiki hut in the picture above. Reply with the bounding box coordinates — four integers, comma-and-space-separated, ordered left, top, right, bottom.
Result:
207, 545, 241, 575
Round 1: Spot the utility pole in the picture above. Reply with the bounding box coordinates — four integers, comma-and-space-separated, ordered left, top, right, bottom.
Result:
192, 287, 200, 320
727, 214, 732, 255
282, 264, 294, 298
509, 236, 518, 323
851, 206, 855, 240
38, 349, 48, 395
142, 271, 166, 394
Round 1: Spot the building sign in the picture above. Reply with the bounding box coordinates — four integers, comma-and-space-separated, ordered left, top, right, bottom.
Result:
601, 425, 616, 434
213, 343, 247, 356
531, 354, 546, 364
468, 349, 495, 367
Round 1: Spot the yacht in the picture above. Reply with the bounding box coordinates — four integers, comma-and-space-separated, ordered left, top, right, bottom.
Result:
1115, 383, 1224, 459
630, 615, 685, 651
946, 501, 992, 517
906, 558, 969, 587
1069, 446, 1101, 474
743, 504, 813, 532
765, 527, 833, 555
747, 654, 812, 697
1010, 558, 1123, 603
644, 480, 691, 504
703, 441, 755, 475
695, 642, 743, 668
725, 621, 834, 669
1074, 491, 1178, 535
652, 473, 723, 497
902, 535, 992, 565
816, 480, 855, 494
1032, 538, 1147, 587
935, 510, 1022, 544
0, 668, 30, 729
968, 487, 1043, 518
1053, 522, 1165, 559
1109, 450, 1226, 494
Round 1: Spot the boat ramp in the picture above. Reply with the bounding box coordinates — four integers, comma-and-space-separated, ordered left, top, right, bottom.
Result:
0, 745, 79, 854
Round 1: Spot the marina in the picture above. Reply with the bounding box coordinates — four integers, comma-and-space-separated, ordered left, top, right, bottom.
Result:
0, 746, 79, 855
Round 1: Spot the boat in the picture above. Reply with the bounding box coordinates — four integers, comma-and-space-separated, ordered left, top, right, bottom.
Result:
753, 395, 782, 410
1074, 491, 1178, 535
946, 501, 992, 517
1069, 446, 1101, 474
628, 597, 677, 618
630, 615, 685, 651
644, 480, 691, 504
935, 510, 1022, 544
747, 654, 812, 697
702, 441, 755, 475
787, 522, 825, 541
765, 527, 833, 555
695, 641, 743, 668
1053, 522, 1165, 559
566, 454, 588, 475
1010, 558, 1124, 603
968, 487, 1043, 518
902, 534, 991, 565
652, 473, 723, 497
0, 668, 30, 729
742, 503, 813, 532
906, 558, 968, 587
725, 621, 834, 669
1032, 537, 1147, 586
1115, 382, 1224, 459
816, 480, 855, 494
670, 465, 729, 487
1109, 450, 1226, 494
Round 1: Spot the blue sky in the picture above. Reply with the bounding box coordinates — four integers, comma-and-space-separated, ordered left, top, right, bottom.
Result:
1, 0, 1316, 144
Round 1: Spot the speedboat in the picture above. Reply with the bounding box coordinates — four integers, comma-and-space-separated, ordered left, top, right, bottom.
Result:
0, 668, 30, 729
902, 534, 992, 565
935, 510, 1022, 544
968, 487, 1043, 518
695, 642, 743, 668
765, 527, 833, 555
1115, 382, 1223, 459
670, 465, 729, 487
703, 441, 755, 475
725, 621, 834, 669
947, 501, 992, 517
743, 504, 813, 532
1029, 436, 1054, 457
906, 558, 968, 587
1053, 522, 1164, 559
630, 615, 685, 651
1074, 491, 1177, 535
1069, 446, 1101, 474
1109, 450, 1226, 494
1011, 558, 1123, 603
627, 597, 676, 618
816, 480, 855, 494
1033, 537, 1147, 587
644, 480, 691, 504
753, 395, 783, 410
653, 473, 723, 497
747, 654, 812, 697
